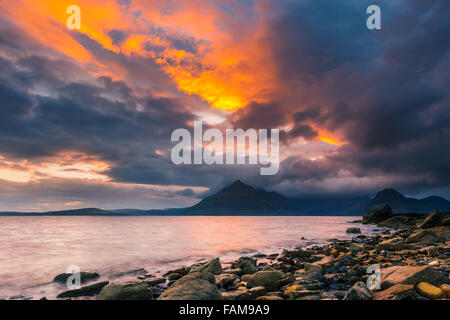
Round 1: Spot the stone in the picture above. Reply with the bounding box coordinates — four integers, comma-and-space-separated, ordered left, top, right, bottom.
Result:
405, 229, 442, 245
222, 268, 242, 275
233, 257, 258, 274
377, 237, 405, 251
158, 271, 222, 300
246, 270, 284, 290
304, 263, 322, 274
373, 284, 416, 300
377, 216, 409, 229
215, 274, 237, 289
97, 281, 153, 300
167, 273, 184, 281
288, 290, 322, 300
222, 286, 266, 300
419, 210, 446, 229
362, 204, 393, 224
284, 285, 303, 296
191, 258, 223, 275
240, 274, 253, 282
416, 282, 444, 299
346, 228, 361, 234
381, 266, 449, 289
343, 282, 372, 300
53, 271, 99, 284
57, 281, 109, 298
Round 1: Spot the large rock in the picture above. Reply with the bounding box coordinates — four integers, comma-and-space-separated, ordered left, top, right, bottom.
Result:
190, 258, 223, 275
381, 266, 448, 289
303, 263, 323, 274
377, 237, 405, 251
222, 286, 266, 300
343, 282, 372, 300
362, 204, 393, 224
419, 211, 450, 229
373, 284, 416, 300
346, 227, 361, 234
246, 270, 284, 290
158, 272, 222, 300
232, 257, 258, 274
57, 281, 109, 298
377, 216, 409, 229
215, 274, 237, 289
53, 271, 99, 284
405, 229, 444, 245
97, 281, 153, 300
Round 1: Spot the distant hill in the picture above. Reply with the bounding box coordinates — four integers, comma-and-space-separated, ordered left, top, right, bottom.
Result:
1, 181, 449, 216
368, 188, 450, 213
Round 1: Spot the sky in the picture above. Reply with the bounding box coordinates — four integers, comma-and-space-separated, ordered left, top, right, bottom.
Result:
0, 0, 449, 211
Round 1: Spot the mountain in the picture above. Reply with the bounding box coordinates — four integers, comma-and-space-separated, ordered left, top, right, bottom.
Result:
368, 188, 450, 213
182, 180, 295, 215
1, 181, 449, 216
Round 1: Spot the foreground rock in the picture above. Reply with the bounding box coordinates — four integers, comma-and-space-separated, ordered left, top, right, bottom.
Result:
97, 281, 153, 300
416, 282, 445, 299
57, 281, 109, 298
343, 282, 372, 300
362, 204, 393, 224
373, 284, 416, 300
246, 270, 284, 290
158, 259, 223, 300
381, 266, 448, 289
222, 287, 266, 300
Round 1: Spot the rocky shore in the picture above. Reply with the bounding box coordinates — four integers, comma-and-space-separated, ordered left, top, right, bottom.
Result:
38, 206, 450, 300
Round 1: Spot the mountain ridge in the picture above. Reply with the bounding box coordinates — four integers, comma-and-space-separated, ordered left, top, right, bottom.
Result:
1, 181, 449, 216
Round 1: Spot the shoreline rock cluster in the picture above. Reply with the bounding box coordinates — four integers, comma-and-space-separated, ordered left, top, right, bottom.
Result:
37, 206, 450, 300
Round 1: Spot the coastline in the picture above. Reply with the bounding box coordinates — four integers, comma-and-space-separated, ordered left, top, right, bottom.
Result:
3, 207, 450, 300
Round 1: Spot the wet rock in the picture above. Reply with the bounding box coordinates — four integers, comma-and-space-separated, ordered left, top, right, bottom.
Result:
377, 237, 405, 251
191, 258, 223, 275
381, 265, 449, 289
343, 282, 372, 300
232, 257, 258, 274
222, 286, 266, 300
53, 271, 100, 284
346, 228, 361, 234
246, 270, 284, 290
439, 284, 450, 298
97, 281, 153, 300
57, 281, 109, 298
373, 284, 416, 300
416, 282, 444, 299
363, 204, 393, 224
289, 290, 322, 300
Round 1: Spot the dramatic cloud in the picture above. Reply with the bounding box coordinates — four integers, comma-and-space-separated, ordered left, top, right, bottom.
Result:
0, 0, 449, 210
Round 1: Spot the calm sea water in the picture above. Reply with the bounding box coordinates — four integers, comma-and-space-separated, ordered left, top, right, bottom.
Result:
0, 216, 379, 299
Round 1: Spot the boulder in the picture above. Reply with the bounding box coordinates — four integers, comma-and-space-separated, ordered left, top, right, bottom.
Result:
362, 204, 393, 224
143, 278, 166, 286
377, 237, 405, 251
343, 282, 372, 300
158, 271, 222, 300
232, 257, 258, 274
246, 270, 284, 290
381, 266, 448, 289
215, 274, 237, 289
97, 281, 153, 300
377, 216, 409, 229
373, 284, 416, 300
405, 229, 443, 245
191, 258, 223, 275
53, 271, 99, 284
346, 228, 361, 234
304, 263, 322, 274
419, 211, 449, 229
57, 281, 109, 298
416, 282, 444, 299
